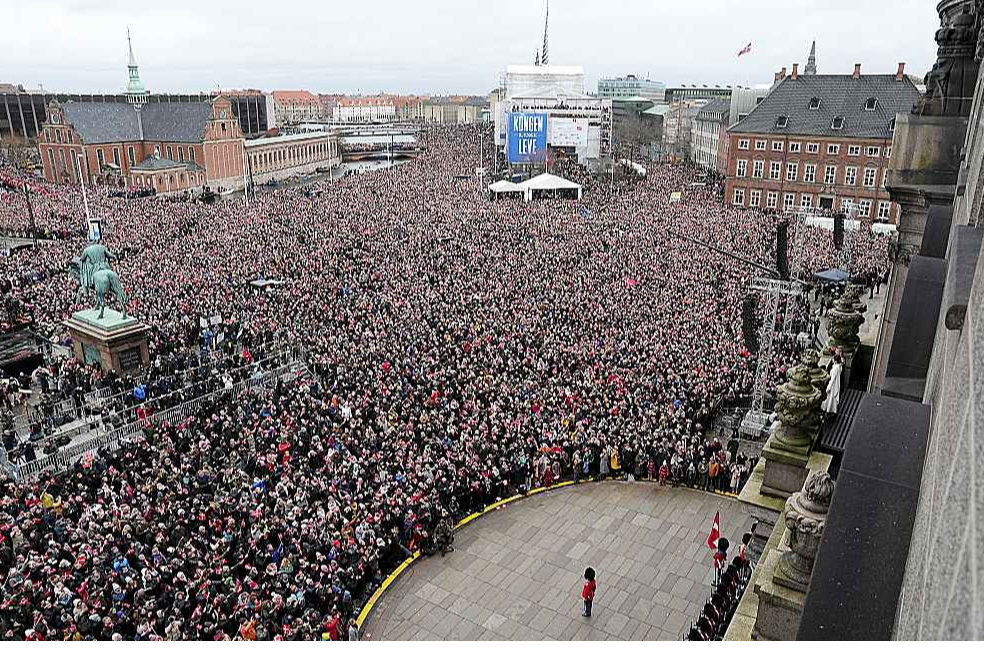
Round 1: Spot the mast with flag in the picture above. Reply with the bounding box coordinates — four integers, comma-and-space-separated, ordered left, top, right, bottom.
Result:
706, 511, 721, 549
737, 42, 752, 58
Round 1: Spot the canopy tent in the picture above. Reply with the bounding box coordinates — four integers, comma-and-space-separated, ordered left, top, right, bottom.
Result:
488, 179, 524, 195
517, 173, 582, 202
814, 268, 851, 284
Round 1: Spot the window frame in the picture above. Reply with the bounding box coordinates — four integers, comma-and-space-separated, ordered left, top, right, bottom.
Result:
789, 141, 802, 153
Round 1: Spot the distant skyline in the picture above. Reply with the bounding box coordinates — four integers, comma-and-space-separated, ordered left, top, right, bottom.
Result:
3, 0, 939, 95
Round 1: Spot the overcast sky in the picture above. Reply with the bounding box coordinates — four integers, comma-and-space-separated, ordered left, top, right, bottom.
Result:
4, 0, 939, 95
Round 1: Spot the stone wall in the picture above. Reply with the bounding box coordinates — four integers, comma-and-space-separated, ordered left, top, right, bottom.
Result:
893, 19, 984, 636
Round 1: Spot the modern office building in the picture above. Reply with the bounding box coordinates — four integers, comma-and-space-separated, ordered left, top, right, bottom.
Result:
597, 74, 666, 101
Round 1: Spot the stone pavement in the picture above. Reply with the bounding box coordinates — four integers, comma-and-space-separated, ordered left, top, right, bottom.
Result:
363, 481, 753, 641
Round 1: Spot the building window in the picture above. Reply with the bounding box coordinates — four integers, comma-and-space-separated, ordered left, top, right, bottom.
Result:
889, 117, 896, 133
858, 199, 873, 217
804, 163, 817, 183
737, 137, 749, 150
113, 148, 120, 166
766, 191, 779, 209
809, 97, 822, 110
848, 145, 861, 156
166, 145, 173, 160
96, 149, 105, 168
789, 142, 802, 153
864, 97, 878, 111
807, 142, 819, 154
47, 149, 55, 174
128, 147, 135, 166
770, 161, 782, 180
882, 169, 889, 189
775, 116, 789, 129
865, 146, 880, 157
178, 148, 184, 162
772, 141, 784, 152
783, 193, 796, 210
845, 167, 858, 186
755, 140, 766, 151
736, 159, 747, 177
733, 187, 745, 206
753, 160, 764, 178
824, 165, 836, 184
885, 146, 892, 158
827, 144, 840, 155
749, 189, 762, 208
189, 147, 195, 162
842, 198, 855, 212
877, 201, 892, 221
786, 162, 798, 182
863, 167, 878, 187
832, 116, 845, 130
801, 194, 813, 208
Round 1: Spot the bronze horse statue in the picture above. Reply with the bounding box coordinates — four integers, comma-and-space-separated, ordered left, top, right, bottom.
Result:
69, 248, 127, 319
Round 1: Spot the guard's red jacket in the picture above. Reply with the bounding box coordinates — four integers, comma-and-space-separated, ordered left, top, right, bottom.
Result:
581, 579, 596, 601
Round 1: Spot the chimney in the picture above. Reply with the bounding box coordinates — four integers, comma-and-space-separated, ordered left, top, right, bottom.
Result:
774, 71, 780, 83
853, 63, 862, 79
896, 62, 906, 81
780, 66, 787, 81
792, 63, 799, 80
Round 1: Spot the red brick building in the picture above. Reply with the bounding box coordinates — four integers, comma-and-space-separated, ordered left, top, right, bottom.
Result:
36, 36, 245, 195
38, 97, 244, 195
725, 63, 922, 222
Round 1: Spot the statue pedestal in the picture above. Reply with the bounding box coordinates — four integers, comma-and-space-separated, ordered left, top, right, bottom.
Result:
65, 309, 150, 374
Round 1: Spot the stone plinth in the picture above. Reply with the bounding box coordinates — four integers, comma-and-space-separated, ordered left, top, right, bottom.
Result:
760, 435, 811, 499
65, 308, 150, 374
752, 543, 808, 641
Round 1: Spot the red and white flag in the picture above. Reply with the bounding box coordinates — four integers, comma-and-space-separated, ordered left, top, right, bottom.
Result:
706, 511, 721, 549
737, 42, 752, 58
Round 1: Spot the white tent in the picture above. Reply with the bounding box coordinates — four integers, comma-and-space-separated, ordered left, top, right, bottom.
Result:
517, 173, 582, 202
488, 179, 524, 193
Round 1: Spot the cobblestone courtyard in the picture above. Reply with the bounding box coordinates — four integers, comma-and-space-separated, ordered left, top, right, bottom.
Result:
363, 481, 753, 640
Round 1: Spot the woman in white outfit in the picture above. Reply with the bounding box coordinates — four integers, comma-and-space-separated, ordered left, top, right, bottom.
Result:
822, 352, 844, 417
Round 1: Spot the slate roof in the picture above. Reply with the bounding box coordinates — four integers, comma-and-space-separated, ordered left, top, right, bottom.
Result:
696, 98, 731, 121
130, 156, 186, 171
60, 103, 141, 144
729, 74, 921, 139
59, 100, 211, 145
140, 102, 211, 142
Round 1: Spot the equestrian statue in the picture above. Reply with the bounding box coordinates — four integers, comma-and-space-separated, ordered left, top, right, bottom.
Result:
69, 243, 127, 319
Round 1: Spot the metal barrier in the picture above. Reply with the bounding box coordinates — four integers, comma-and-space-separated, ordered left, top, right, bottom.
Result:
5, 346, 309, 484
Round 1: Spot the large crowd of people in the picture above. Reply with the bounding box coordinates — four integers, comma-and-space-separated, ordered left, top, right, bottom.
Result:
0, 126, 889, 639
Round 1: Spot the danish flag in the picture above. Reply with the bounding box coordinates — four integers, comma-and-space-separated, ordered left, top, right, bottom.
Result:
737, 42, 753, 58
706, 511, 721, 549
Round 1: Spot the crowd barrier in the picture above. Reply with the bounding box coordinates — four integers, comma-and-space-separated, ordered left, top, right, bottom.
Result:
5, 348, 309, 484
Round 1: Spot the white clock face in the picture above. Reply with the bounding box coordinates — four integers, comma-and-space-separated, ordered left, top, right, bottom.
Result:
220, 110, 227, 119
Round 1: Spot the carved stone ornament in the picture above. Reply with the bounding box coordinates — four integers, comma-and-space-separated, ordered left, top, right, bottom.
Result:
918, 0, 981, 117
774, 363, 823, 450
800, 349, 829, 433
826, 291, 864, 358
776, 472, 835, 592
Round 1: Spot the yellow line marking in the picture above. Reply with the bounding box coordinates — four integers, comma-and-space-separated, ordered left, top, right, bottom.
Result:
355, 476, 738, 629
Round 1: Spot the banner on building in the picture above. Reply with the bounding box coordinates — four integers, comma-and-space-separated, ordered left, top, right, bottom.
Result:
551, 118, 589, 147
507, 112, 548, 164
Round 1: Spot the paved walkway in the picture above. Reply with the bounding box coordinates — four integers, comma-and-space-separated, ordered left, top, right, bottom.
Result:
363, 481, 753, 641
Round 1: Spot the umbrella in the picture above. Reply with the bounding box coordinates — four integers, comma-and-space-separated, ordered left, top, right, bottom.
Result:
814, 268, 850, 284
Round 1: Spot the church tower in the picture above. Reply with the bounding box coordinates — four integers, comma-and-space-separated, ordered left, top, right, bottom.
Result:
804, 40, 818, 75
125, 28, 149, 105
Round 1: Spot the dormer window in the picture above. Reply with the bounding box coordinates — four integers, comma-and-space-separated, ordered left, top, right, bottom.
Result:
831, 116, 845, 130
889, 117, 896, 132
808, 97, 822, 110
776, 115, 789, 129
864, 97, 878, 111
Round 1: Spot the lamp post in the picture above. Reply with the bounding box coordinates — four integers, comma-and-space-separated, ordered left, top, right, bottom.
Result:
75, 153, 91, 222
22, 183, 37, 248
